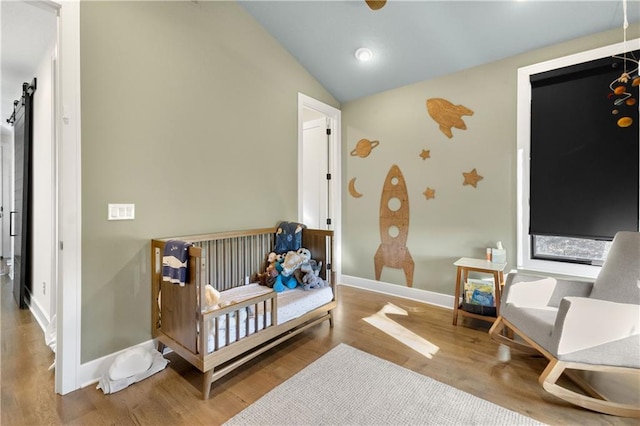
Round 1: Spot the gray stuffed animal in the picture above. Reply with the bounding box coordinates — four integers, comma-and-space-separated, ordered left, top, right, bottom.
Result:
302, 260, 325, 290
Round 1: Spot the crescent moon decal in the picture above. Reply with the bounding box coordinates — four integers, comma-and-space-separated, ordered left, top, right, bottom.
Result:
348, 177, 363, 198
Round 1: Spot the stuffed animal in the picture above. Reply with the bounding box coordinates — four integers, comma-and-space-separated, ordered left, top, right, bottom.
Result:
255, 252, 280, 288
254, 271, 275, 288
301, 260, 325, 290
270, 247, 313, 292
204, 284, 221, 309
293, 268, 306, 286
204, 284, 236, 310
302, 272, 324, 290
273, 254, 298, 292
266, 252, 279, 276
297, 248, 311, 263
295, 248, 311, 273
282, 250, 304, 276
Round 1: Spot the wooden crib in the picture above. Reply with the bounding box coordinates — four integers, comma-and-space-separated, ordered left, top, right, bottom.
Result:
151, 227, 336, 399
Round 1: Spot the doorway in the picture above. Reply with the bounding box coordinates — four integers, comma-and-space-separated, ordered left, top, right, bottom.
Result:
2, 0, 65, 389
301, 114, 329, 229
297, 93, 341, 280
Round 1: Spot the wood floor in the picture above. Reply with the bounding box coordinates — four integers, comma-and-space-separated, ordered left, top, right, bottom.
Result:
1, 276, 636, 425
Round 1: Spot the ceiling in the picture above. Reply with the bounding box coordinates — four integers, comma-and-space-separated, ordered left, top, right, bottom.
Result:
1, 1, 57, 136
1, 0, 638, 135
239, 0, 640, 103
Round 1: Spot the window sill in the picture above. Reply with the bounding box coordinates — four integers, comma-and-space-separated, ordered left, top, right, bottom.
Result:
517, 258, 600, 280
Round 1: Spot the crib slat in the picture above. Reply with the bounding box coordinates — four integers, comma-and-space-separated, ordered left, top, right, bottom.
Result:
214, 317, 219, 352
271, 295, 278, 328
195, 232, 275, 292
236, 308, 241, 341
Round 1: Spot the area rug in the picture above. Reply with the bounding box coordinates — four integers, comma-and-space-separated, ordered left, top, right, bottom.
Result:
224, 343, 544, 425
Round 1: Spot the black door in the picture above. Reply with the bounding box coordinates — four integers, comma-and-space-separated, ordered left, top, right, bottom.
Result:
11, 79, 36, 309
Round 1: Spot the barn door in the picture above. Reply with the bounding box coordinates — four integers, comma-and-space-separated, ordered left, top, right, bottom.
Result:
10, 79, 36, 309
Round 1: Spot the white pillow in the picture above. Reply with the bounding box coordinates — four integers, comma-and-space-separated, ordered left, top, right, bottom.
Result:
108, 347, 153, 380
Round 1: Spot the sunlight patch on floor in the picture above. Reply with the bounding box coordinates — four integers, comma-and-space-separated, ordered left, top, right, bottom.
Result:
363, 303, 439, 359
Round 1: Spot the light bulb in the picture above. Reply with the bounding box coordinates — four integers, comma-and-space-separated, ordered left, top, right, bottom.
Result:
355, 48, 373, 62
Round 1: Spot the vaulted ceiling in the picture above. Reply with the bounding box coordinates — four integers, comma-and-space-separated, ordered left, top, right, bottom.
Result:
2, 0, 639, 134
239, 0, 640, 103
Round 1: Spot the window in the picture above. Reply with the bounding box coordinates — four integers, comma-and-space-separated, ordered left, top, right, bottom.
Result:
517, 39, 640, 278
532, 235, 611, 266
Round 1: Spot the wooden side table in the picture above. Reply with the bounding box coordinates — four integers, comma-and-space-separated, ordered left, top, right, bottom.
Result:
452, 257, 507, 326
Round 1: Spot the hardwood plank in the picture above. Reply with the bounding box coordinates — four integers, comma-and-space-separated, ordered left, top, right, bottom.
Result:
1, 277, 636, 425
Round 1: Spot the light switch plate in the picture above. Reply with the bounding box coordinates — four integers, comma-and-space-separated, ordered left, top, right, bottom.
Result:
108, 203, 135, 220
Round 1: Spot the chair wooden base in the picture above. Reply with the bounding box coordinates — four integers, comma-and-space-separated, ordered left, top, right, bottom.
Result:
489, 316, 640, 418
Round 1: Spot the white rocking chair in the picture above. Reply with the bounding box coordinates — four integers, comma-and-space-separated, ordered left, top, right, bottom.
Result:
489, 231, 640, 417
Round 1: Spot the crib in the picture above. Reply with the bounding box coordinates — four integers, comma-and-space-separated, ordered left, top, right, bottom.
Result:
151, 227, 336, 399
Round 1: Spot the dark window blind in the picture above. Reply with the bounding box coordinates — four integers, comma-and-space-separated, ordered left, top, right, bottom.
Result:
529, 52, 639, 241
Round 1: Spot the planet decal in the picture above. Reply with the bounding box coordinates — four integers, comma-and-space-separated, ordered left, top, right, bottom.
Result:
350, 138, 380, 158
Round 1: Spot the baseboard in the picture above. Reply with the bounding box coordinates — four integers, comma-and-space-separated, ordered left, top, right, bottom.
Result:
339, 275, 455, 310
78, 339, 159, 389
27, 292, 50, 335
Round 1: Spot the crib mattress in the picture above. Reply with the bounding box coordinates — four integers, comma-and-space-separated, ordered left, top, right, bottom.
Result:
275, 285, 333, 324
208, 284, 333, 353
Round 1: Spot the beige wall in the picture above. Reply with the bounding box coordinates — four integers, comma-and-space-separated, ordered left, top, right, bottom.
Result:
341, 25, 639, 296
80, 0, 638, 362
79, 1, 338, 362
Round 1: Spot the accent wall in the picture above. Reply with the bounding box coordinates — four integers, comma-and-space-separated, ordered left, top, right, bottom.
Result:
341, 24, 639, 296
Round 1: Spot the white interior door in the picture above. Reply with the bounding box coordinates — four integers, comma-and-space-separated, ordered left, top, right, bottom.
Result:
301, 116, 329, 229
297, 93, 342, 281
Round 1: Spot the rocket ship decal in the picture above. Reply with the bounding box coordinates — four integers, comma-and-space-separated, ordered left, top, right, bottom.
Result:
426, 98, 474, 139
374, 165, 415, 287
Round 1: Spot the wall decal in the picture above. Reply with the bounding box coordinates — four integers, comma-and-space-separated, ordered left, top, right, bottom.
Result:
462, 168, 483, 188
426, 98, 474, 138
423, 187, 435, 200
348, 177, 364, 198
350, 138, 380, 158
374, 165, 415, 287
419, 149, 431, 160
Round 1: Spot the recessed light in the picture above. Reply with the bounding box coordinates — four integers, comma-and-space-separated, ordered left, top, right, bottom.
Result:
355, 48, 374, 62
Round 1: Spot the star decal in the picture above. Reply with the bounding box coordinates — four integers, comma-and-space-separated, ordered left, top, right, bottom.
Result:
423, 187, 435, 200
462, 168, 483, 188
419, 149, 431, 160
